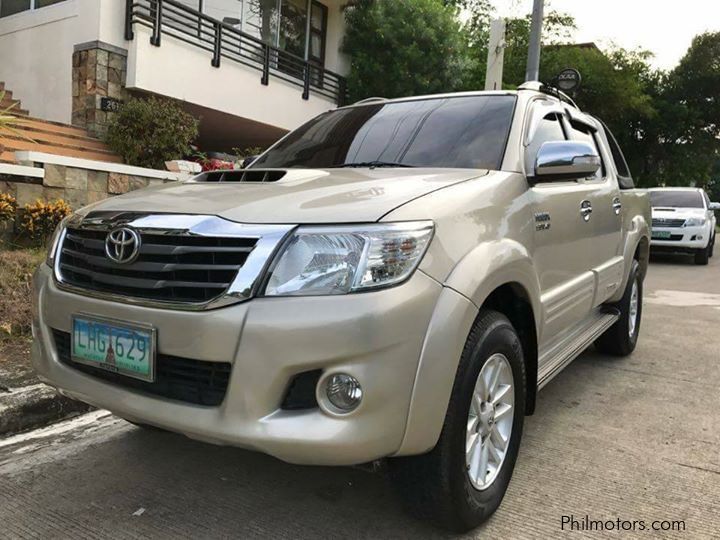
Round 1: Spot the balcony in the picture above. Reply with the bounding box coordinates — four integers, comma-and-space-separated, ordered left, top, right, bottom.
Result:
124, 0, 349, 148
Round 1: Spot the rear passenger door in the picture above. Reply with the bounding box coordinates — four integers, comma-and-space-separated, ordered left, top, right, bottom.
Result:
563, 117, 624, 307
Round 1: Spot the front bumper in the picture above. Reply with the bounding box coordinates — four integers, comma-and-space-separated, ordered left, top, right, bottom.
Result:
32, 264, 442, 465
650, 226, 710, 251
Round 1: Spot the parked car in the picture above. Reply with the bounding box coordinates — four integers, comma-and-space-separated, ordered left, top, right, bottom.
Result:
649, 187, 719, 265
32, 82, 650, 532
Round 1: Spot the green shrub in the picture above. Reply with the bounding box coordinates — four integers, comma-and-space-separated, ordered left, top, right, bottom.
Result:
106, 96, 199, 169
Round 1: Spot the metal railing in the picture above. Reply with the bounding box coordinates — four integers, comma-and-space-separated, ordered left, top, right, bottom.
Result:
125, 0, 348, 106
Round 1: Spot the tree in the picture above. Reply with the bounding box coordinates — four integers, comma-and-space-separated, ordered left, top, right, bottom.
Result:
657, 32, 720, 187
537, 45, 658, 185
342, 0, 467, 101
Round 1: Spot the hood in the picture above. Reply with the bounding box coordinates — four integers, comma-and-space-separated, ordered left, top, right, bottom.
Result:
82, 168, 487, 223
651, 206, 706, 219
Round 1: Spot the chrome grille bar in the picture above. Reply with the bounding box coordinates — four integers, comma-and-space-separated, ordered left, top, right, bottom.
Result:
54, 213, 295, 310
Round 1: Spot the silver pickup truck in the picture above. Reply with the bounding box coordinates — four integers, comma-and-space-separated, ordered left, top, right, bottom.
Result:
32, 82, 650, 531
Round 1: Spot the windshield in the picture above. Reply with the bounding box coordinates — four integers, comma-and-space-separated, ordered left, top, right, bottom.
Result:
650, 190, 704, 209
251, 95, 517, 170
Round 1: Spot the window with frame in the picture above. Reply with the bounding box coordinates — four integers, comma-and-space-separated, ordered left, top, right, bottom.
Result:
0, 0, 65, 18
567, 120, 605, 181
601, 123, 632, 181
525, 113, 566, 174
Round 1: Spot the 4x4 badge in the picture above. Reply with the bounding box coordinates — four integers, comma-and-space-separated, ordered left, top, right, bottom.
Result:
534, 212, 551, 231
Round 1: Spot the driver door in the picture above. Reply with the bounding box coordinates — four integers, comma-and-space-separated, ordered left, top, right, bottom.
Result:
525, 108, 596, 349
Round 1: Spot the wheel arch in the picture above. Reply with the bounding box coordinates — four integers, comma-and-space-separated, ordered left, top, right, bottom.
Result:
634, 235, 650, 281
480, 282, 539, 416
396, 243, 542, 457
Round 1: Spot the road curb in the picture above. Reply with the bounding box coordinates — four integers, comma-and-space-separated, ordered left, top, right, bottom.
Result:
0, 383, 93, 437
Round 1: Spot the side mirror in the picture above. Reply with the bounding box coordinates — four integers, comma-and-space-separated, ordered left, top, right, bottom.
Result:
709, 202, 720, 211
533, 141, 601, 182
242, 155, 259, 169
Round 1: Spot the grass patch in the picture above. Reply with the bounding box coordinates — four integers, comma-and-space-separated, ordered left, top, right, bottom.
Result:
0, 248, 44, 340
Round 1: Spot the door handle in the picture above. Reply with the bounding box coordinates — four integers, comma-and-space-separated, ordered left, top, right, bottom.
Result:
612, 197, 622, 215
580, 200, 593, 222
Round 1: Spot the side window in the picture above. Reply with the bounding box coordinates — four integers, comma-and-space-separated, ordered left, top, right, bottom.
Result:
566, 121, 605, 181
602, 124, 633, 181
703, 191, 711, 209
526, 113, 566, 173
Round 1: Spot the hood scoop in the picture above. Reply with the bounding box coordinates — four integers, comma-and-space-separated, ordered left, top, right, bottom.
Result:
653, 207, 676, 212
195, 170, 287, 183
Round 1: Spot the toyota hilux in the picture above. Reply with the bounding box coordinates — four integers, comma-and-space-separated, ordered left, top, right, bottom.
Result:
32, 82, 650, 531
649, 187, 718, 265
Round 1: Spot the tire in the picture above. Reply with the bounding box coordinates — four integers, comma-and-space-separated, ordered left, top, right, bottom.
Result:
708, 235, 715, 258
390, 310, 526, 532
595, 259, 642, 356
694, 243, 710, 265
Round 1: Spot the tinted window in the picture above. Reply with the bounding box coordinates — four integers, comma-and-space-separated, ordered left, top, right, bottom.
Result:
0, 0, 30, 17
650, 191, 704, 208
567, 121, 604, 180
252, 95, 517, 169
602, 125, 631, 179
526, 113, 565, 172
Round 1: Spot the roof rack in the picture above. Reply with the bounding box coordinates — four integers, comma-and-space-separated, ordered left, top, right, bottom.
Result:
353, 96, 389, 105
517, 81, 578, 109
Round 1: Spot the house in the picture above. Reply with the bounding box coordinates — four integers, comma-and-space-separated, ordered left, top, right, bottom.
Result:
0, 0, 350, 154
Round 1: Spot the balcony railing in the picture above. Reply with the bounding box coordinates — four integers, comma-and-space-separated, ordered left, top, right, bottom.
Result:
125, 0, 348, 106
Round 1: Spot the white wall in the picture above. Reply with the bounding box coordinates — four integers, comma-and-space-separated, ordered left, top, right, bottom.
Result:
0, 0, 348, 129
0, 0, 82, 122
127, 25, 338, 132
325, 0, 349, 76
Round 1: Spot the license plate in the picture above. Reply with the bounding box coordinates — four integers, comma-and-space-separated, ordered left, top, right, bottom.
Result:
653, 230, 672, 239
71, 315, 156, 382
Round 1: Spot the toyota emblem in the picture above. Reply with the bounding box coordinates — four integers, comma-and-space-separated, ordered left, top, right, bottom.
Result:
105, 227, 141, 264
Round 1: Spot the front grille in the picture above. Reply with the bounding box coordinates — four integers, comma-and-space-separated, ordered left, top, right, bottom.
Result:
52, 330, 231, 406
653, 233, 684, 241
652, 218, 686, 228
58, 228, 257, 303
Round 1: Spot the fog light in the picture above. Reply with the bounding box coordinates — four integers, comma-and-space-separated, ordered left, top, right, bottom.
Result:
326, 373, 363, 412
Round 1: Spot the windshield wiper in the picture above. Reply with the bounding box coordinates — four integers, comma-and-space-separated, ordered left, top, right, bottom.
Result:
335, 161, 415, 168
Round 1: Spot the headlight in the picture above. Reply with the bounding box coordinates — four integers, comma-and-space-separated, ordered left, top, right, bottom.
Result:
264, 221, 434, 296
45, 217, 69, 268
684, 218, 706, 227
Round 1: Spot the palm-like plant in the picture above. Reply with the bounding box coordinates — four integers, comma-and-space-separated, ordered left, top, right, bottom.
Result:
0, 91, 27, 138
0, 91, 34, 156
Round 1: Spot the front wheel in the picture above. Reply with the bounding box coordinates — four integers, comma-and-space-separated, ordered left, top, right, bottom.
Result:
390, 310, 526, 532
595, 259, 642, 356
694, 243, 710, 265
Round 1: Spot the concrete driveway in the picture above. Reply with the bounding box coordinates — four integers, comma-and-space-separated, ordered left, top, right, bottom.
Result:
1, 252, 718, 539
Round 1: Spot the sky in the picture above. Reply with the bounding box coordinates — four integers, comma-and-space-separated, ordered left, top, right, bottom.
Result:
492, 0, 720, 70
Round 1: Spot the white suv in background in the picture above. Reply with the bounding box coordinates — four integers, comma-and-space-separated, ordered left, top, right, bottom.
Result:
649, 187, 719, 265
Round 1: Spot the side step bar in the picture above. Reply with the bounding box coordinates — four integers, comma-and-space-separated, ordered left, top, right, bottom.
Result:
537, 312, 619, 389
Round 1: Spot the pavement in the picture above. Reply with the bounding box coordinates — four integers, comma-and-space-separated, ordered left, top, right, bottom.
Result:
0, 338, 91, 437
0, 251, 718, 539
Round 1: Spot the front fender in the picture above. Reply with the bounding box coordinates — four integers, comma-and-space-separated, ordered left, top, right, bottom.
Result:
445, 239, 542, 332
396, 240, 541, 456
